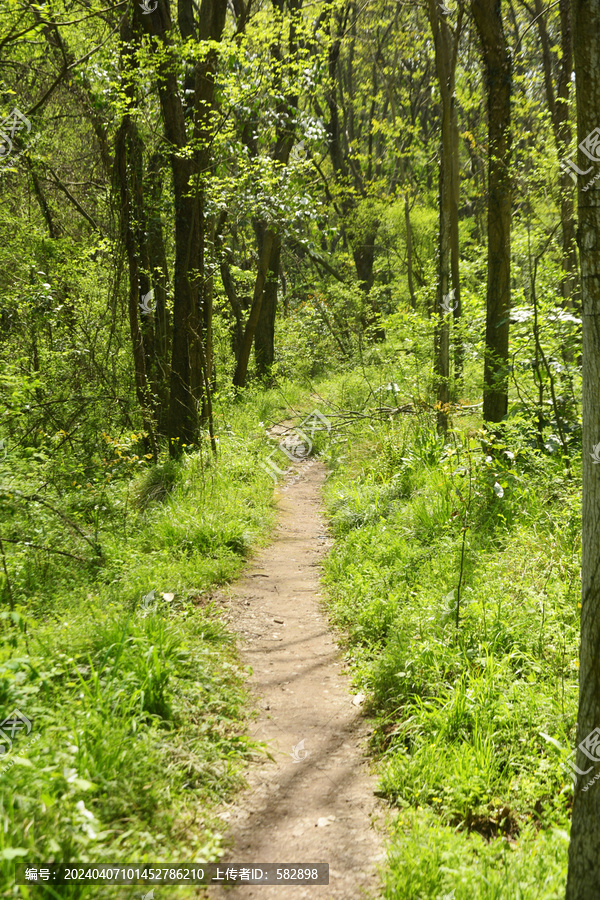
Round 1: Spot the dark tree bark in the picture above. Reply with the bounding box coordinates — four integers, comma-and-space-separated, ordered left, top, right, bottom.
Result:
146, 152, 171, 435
352, 238, 377, 293
472, 0, 512, 424
565, 2, 600, 897
255, 232, 281, 378
233, 228, 277, 387
139, 0, 226, 455
215, 216, 246, 360
528, 0, 578, 306
114, 12, 157, 459
232, 0, 301, 388
427, 0, 463, 431
220, 257, 246, 359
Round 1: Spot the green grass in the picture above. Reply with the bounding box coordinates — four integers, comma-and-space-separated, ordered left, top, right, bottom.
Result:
315, 360, 580, 898
0, 303, 583, 898
0, 386, 318, 899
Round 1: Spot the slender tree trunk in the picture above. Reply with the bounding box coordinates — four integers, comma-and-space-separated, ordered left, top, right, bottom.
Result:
255, 233, 281, 379
451, 90, 463, 380
147, 152, 171, 435
218, 256, 245, 360
168, 171, 200, 451
428, 0, 462, 430
204, 213, 216, 386
534, 0, 578, 307
139, 0, 226, 455
194, 26, 224, 424
472, 0, 512, 424
435, 136, 451, 432
114, 14, 157, 459
233, 229, 277, 388
565, 2, 600, 897
405, 193, 416, 310
115, 125, 157, 460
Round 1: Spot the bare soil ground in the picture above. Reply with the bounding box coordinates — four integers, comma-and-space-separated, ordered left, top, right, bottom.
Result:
207, 456, 385, 900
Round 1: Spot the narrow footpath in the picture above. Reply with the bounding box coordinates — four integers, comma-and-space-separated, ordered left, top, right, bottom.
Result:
208, 459, 384, 900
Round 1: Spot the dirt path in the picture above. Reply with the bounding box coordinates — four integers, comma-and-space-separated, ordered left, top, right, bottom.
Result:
208, 458, 384, 900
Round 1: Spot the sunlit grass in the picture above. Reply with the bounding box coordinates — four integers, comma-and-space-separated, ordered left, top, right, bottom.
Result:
317, 353, 579, 898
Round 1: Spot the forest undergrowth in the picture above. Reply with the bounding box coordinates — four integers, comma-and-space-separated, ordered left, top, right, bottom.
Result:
0, 297, 583, 899
317, 344, 580, 898
0, 384, 319, 899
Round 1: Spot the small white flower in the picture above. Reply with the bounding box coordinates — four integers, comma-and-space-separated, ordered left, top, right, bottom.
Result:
76, 800, 95, 821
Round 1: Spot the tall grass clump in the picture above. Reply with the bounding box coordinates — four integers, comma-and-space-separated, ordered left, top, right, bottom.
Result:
0, 390, 295, 898
321, 396, 580, 899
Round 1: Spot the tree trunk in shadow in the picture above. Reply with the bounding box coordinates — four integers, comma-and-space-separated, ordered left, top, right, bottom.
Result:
147, 151, 171, 435
255, 234, 281, 380
472, 0, 512, 425
565, 1, 600, 895
233, 228, 277, 388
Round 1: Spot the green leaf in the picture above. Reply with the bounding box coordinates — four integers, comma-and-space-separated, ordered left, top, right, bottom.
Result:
539, 732, 564, 752
11, 757, 34, 768
71, 777, 94, 792
0, 848, 28, 859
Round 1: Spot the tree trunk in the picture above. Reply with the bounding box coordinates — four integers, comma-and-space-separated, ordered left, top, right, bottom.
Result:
352, 237, 376, 293
115, 123, 157, 460
147, 152, 171, 435
114, 13, 157, 459
139, 0, 226, 455
405, 193, 416, 310
255, 233, 281, 379
534, 0, 578, 307
352, 231, 384, 339
565, 2, 600, 897
428, 0, 462, 430
221, 262, 245, 359
472, 0, 512, 425
450, 80, 463, 380
233, 229, 277, 388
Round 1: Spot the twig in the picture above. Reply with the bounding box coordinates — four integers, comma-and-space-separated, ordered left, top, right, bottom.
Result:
0, 536, 14, 609
0, 489, 102, 556
0, 537, 91, 564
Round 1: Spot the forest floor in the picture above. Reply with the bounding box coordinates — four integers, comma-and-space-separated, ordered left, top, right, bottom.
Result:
207, 450, 385, 900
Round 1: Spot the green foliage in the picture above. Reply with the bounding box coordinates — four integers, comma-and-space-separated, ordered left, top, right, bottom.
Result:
384, 812, 568, 899
317, 355, 580, 897
0, 0, 590, 893
130, 459, 181, 510
0, 394, 278, 897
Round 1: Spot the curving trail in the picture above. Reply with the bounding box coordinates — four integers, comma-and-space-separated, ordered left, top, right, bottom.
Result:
207, 459, 384, 900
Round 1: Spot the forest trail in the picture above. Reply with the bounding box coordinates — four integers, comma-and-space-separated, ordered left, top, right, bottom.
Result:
208, 455, 384, 900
